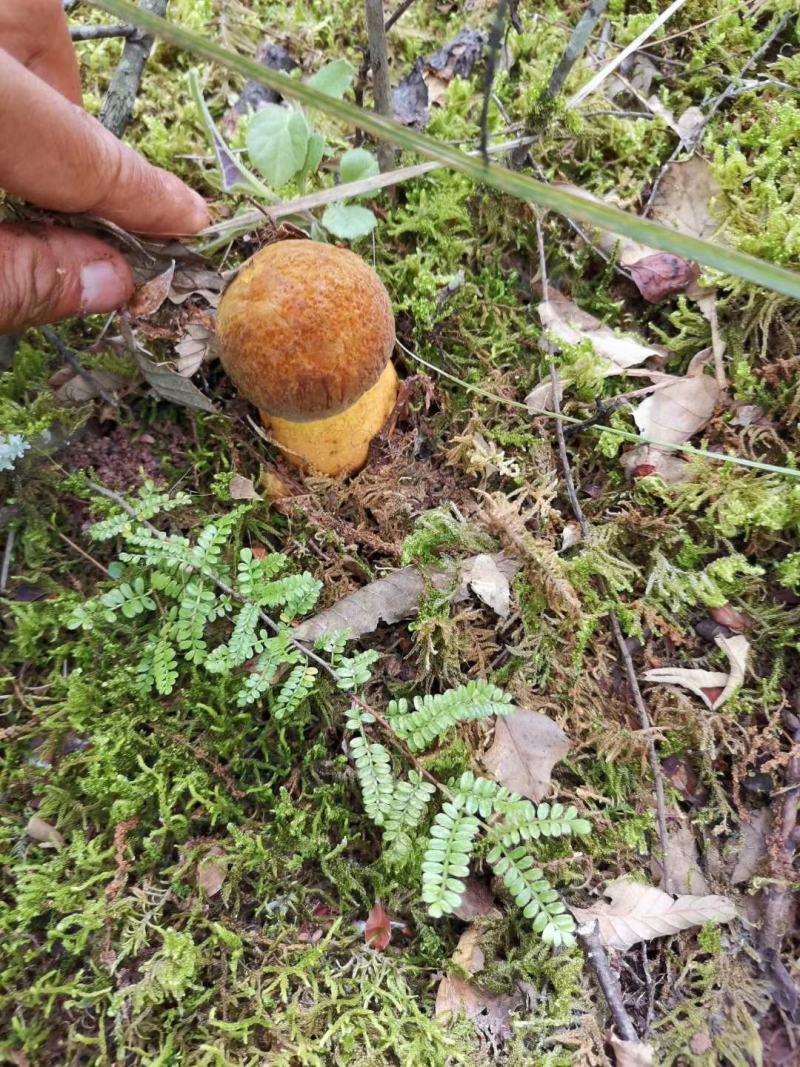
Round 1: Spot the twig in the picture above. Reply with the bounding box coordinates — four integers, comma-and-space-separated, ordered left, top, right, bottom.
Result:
40, 326, 119, 407
55, 530, 112, 577
70, 24, 134, 41
546, 0, 609, 100
384, 0, 416, 33
567, 0, 687, 108
99, 0, 167, 136
577, 920, 638, 1041
479, 0, 509, 162
1, 525, 16, 593
547, 364, 673, 894
365, 0, 397, 173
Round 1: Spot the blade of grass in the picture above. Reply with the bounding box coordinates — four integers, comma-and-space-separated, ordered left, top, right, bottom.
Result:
90, 0, 800, 301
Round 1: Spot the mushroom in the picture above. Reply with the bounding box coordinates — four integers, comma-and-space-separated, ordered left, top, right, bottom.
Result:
216, 240, 397, 477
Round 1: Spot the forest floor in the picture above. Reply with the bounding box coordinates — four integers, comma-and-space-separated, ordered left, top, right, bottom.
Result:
1, 1, 799, 1064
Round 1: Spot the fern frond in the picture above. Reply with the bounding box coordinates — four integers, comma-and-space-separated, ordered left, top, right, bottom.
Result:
387, 680, 515, 752
237, 547, 288, 599
90, 483, 191, 541
273, 664, 318, 720
335, 649, 379, 691
152, 633, 179, 696
350, 735, 395, 825
487, 843, 575, 947
258, 572, 322, 620
99, 576, 156, 621
383, 772, 436, 864
174, 580, 219, 664
236, 633, 298, 706
491, 797, 592, 845
421, 795, 480, 917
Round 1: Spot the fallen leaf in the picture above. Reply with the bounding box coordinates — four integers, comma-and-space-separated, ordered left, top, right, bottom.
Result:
53, 369, 127, 404
572, 877, 736, 951
632, 364, 719, 446
434, 974, 518, 1040
452, 926, 485, 974
628, 254, 700, 304
128, 261, 175, 316
483, 708, 570, 802
619, 444, 691, 484
661, 755, 708, 808
540, 292, 662, 372
560, 522, 582, 551
26, 815, 64, 849
134, 344, 217, 414
365, 900, 392, 951
709, 604, 752, 633
731, 809, 772, 885
462, 553, 511, 618
453, 877, 499, 921
173, 323, 217, 377
651, 818, 710, 895
650, 157, 723, 242
197, 856, 227, 897
642, 634, 750, 710
674, 105, 706, 151
229, 474, 258, 500
393, 28, 486, 128
292, 554, 520, 642
611, 1036, 656, 1067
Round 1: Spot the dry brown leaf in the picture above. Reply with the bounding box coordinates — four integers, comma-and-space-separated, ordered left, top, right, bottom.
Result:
642, 634, 749, 710
731, 809, 772, 885
633, 365, 719, 445
434, 975, 518, 1039
453, 877, 499, 921
128, 261, 176, 316
54, 369, 128, 404
452, 926, 485, 974
197, 856, 227, 897
540, 292, 662, 371
365, 900, 392, 951
293, 555, 520, 642
462, 553, 511, 618
168, 266, 225, 307
572, 877, 736, 951
611, 1036, 656, 1067
650, 157, 723, 242
651, 819, 710, 895
619, 444, 691, 484
229, 474, 258, 500
483, 708, 570, 802
26, 815, 64, 849
173, 323, 217, 377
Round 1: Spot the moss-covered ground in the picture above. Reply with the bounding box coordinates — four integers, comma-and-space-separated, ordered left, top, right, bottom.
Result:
1, 1, 799, 1063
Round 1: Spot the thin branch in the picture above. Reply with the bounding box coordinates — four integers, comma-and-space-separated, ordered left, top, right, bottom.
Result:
365, 0, 397, 173
70, 24, 134, 41
100, 0, 167, 136
479, 0, 508, 161
568, 0, 687, 108
384, 0, 416, 33
546, 0, 609, 99
40, 326, 119, 407
577, 921, 639, 1041
0, 525, 16, 593
55, 530, 112, 577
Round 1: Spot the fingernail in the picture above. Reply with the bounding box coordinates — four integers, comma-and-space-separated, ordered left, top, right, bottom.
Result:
186, 191, 210, 233
80, 259, 131, 313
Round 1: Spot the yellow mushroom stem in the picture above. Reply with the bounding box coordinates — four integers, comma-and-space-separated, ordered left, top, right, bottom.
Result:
262, 362, 399, 477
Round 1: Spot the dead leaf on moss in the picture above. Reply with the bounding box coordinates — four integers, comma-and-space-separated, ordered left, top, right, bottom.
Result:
452, 926, 485, 974
651, 818, 710, 895
53, 369, 128, 404
462, 553, 511, 618
453, 877, 499, 921
642, 634, 749, 710
173, 324, 217, 377
619, 444, 692, 484
731, 809, 772, 885
434, 974, 519, 1040
572, 877, 736, 951
632, 361, 719, 446
26, 815, 64, 849
169, 266, 225, 307
197, 855, 227, 897
365, 900, 392, 951
292, 554, 520, 642
611, 1036, 656, 1067
650, 157, 723, 242
229, 474, 258, 500
483, 708, 570, 802
128, 261, 176, 316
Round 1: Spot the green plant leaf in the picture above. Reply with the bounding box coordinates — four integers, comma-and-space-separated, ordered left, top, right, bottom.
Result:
322, 203, 377, 239
302, 132, 326, 179
307, 59, 355, 99
339, 147, 379, 190
246, 105, 309, 187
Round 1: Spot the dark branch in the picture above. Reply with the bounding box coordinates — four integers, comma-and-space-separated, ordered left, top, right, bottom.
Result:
70, 24, 135, 41
99, 0, 168, 137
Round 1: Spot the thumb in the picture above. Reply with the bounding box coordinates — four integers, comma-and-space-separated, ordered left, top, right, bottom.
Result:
0, 224, 134, 332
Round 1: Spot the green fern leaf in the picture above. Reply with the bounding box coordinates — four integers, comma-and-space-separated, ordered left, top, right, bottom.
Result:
486, 842, 575, 947
383, 772, 436, 864
350, 735, 395, 825
421, 795, 480, 917
387, 680, 515, 752
237, 633, 299, 707
273, 664, 318, 720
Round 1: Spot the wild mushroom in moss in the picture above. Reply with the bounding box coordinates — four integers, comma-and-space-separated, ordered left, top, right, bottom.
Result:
216, 240, 397, 477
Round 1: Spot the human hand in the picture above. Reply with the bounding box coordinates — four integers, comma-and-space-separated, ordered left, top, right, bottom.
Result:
0, 0, 209, 332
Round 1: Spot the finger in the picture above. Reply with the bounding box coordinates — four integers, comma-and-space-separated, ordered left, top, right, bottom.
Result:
0, 223, 133, 332
0, 52, 209, 236
0, 0, 82, 104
